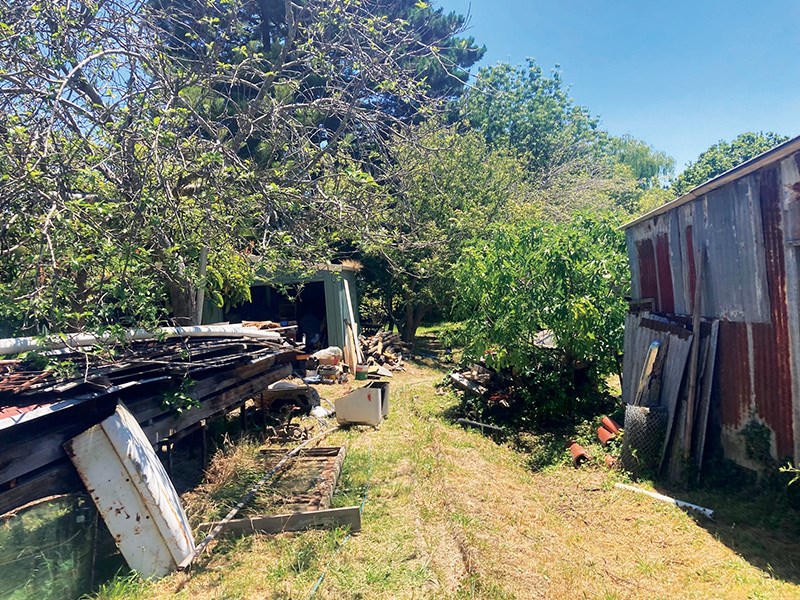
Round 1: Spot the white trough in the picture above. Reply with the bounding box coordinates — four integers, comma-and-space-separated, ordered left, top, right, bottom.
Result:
335, 382, 390, 427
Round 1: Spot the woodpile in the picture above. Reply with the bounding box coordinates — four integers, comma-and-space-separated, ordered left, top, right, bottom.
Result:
359, 331, 409, 373
450, 363, 511, 406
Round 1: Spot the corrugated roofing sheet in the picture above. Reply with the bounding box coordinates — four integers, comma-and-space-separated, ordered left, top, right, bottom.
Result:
624, 145, 800, 467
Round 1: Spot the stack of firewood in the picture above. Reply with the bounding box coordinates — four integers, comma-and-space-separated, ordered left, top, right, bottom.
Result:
359, 331, 409, 372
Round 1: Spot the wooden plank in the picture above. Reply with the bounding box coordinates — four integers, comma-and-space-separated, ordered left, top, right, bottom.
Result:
0, 461, 83, 516
684, 246, 706, 456
693, 320, 719, 480
657, 330, 694, 473
350, 322, 364, 365
143, 364, 291, 443
198, 505, 361, 536
128, 355, 282, 424
449, 373, 488, 397
309, 446, 346, 512
633, 340, 663, 406
0, 396, 117, 486
344, 322, 358, 371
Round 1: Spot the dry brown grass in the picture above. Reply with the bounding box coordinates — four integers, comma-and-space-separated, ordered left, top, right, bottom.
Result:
97, 361, 800, 600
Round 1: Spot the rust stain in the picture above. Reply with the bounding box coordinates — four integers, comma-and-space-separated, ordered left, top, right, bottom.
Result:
636, 238, 659, 303
718, 320, 752, 428
655, 233, 675, 313
753, 166, 794, 458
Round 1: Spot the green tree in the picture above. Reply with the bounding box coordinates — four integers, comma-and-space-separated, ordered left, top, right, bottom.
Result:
0, 0, 455, 335
607, 134, 674, 189
605, 134, 675, 214
461, 59, 601, 175
452, 213, 628, 423
359, 121, 526, 341
460, 60, 649, 220
672, 131, 789, 195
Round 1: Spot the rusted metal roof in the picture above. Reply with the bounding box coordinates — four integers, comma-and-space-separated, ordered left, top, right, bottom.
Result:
0, 336, 291, 430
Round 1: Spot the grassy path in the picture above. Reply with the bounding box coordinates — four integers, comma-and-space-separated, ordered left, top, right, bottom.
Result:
104, 363, 800, 599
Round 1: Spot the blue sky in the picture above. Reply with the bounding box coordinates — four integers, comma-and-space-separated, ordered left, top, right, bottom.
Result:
438, 0, 800, 172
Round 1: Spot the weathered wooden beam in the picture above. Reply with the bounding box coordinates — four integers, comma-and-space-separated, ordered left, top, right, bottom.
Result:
143, 364, 291, 443
0, 461, 83, 516
198, 505, 361, 536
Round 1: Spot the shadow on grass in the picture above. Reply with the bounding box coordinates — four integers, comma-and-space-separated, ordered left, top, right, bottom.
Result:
409, 331, 456, 371
650, 475, 800, 585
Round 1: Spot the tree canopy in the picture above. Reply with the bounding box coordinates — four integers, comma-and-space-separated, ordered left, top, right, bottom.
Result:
671, 131, 789, 195
0, 0, 471, 335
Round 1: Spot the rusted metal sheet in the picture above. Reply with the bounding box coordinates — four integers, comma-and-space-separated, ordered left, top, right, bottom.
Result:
622, 314, 692, 408
66, 403, 195, 579
696, 176, 770, 322
685, 224, 697, 310
626, 235, 641, 300
624, 145, 800, 468
752, 166, 793, 458
636, 238, 659, 303
780, 156, 800, 462
655, 234, 675, 313
668, 211, 688, 315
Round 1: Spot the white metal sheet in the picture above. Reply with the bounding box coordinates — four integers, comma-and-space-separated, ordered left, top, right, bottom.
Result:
66, 403, 195, 578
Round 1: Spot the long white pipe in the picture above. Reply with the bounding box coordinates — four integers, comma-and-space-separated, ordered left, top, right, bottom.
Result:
614, 483, 714, 518
0, 325, 282, 355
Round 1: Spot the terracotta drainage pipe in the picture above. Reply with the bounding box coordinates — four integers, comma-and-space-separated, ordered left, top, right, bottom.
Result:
568, 442, 590, 467
601, 416, 621, 434
597, 426, 616, 446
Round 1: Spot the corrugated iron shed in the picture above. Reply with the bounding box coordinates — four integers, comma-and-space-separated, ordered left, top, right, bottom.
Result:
623, 135, 800, 471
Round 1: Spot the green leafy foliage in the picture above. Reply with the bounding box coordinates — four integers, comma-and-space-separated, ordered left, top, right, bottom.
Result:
462, 59, 601, 174
0, 0, 466, 336
672, 131, 789, 195
606, 134, 675, 189
359, 120, 527, 340
452, 213, 628, 423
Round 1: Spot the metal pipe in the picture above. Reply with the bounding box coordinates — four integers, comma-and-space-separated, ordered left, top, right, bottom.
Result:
0, 325, 282, 355
456, 418, 503, 434
195, 247, 208, 326
614, 483, 714, 518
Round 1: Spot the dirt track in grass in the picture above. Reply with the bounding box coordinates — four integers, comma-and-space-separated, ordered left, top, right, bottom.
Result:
103, 362, 800, 599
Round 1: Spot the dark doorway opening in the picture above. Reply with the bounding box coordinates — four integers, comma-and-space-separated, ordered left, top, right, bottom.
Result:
225, 282, 328, 350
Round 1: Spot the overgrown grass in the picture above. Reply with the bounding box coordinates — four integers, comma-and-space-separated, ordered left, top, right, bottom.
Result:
94, 363, 800, 599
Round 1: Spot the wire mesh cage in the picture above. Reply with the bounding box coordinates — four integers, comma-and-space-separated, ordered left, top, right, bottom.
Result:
620, 404, 668, 479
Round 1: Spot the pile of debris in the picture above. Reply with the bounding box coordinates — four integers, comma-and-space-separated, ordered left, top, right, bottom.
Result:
359, 331, 409, 373
621, 311, 719, 482
449, 362, 511, 405
0, 324, 300, 515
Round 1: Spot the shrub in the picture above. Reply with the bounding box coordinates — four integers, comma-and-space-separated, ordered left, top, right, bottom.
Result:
452, 212, 628, 425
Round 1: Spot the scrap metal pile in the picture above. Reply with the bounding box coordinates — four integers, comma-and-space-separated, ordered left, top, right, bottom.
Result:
0, 325, 299, 514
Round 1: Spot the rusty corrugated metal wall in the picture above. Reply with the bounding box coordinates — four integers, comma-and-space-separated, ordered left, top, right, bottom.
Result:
625, 152, 800, 470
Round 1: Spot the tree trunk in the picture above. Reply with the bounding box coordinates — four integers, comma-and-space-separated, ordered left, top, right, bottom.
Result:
166, 279, 197, 326
400, 287, 428, 343
401, 299, 416, 342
